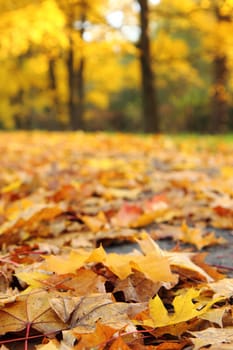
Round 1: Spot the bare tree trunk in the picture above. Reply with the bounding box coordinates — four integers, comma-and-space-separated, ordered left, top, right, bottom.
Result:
67, 38, 85, 130
67, 40, 76, 130
76, 56, 85, 129
48, 59, 61, 130
211, 55, 228, 133
12, 89, 24, 129
66, 5, 86, 131
137, 0, 159, 133
210, 6, 230, 133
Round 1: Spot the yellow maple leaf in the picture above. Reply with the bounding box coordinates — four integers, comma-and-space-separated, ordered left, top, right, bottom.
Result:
141, 288, 224, 328
42, 250, 89, 274
16, 271, 50, 293
180, 222, 225, 250
130, 254, 177, 283
42, 241, 176, 283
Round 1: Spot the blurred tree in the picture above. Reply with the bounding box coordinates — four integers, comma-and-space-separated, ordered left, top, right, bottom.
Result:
209, 1, 232, 133
148, 0, 204, 132
154, 0, 233, 133
137, 0, 159, 132
0, 0, 67, 128
56, 0, 140, 130
187, 0, 233, 133
1, 0, 233, 133
56, 0, 87, 130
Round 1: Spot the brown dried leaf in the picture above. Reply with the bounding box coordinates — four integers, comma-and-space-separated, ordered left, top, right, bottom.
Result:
0, 289, 66, 336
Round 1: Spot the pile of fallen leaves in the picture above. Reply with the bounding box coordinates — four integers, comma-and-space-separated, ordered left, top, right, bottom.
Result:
0, 132, 232, 350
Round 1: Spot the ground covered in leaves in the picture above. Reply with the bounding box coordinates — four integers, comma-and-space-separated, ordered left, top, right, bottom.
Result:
0, 132, 233, 350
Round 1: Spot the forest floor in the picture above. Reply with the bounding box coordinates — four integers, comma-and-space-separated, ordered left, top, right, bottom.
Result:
0, 132, 232, 350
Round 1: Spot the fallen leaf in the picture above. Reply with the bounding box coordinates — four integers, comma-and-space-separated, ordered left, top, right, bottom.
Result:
15, 271, 51, 292
155, 342, 188, 350
189, 327, 233, 350
0, 289, 66, 336
200, 306, 228, 327
72, 321, 116, 350
49, 295, 82, 323
36, 339, 60, 349
180, 222, 225, 250
80, 211, 107, 232
42, 250, 89, 274
69, 293, 134, 332
112, 203, 143, 227
0, 133, 232, 349
113, 271, 162, 302
207, 278, 233, 298
141, 288, 223, 328
109, 336, 131, 349
137, 232, 214, 282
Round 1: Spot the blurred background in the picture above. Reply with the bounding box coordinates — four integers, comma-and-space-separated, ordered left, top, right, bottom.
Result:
0, 0, 233, 133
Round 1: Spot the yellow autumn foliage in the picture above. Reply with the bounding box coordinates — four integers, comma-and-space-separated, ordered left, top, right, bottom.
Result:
142, 288, 224, 328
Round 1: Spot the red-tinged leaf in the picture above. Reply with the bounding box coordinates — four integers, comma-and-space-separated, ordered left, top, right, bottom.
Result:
112, 203, 143, 227
143, 193, 168, 212
213, 206, 232, 217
